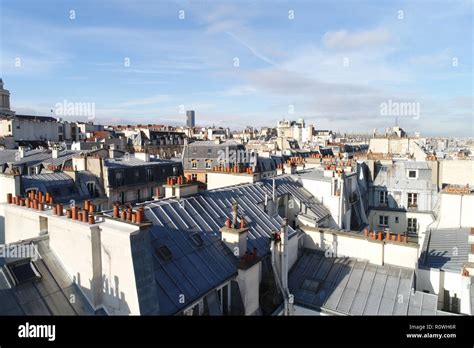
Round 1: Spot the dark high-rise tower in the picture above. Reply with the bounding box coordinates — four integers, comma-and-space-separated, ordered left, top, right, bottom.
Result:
186, 110, 195, 128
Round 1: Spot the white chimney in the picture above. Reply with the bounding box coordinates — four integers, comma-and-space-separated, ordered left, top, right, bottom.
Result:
52, 147, 59, 159
18, 146, 26, 159
134, 151, 150, 162
220, 202, 248, 258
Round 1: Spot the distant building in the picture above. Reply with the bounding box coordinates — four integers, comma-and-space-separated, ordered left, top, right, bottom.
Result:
186, 110, 195, 128
72, 151, 183, 208
367, 161, 439, 244
0, 79, 14, 117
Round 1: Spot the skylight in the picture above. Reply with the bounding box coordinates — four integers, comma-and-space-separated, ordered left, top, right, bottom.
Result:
189, 233, 203, 247
154, 245, 172, 261
6, 260, 41, 286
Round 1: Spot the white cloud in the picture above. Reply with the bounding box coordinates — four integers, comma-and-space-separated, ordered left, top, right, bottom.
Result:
322, 28, 391, 49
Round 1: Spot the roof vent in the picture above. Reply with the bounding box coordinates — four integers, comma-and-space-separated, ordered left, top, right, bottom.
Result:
190, 233, 203, 247
154, 244, 172, 261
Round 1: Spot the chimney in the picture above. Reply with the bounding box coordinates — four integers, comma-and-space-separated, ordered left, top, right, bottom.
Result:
220, 204, 248, 258
134, 151, 150, 162
52, 146, 59, 159
108, 144, 118, 159
232, 202, 238, 228
18, 146, 27, 159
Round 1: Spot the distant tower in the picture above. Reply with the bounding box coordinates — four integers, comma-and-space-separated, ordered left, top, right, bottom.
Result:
186, 110, 195, 128
0, 78, 14, 117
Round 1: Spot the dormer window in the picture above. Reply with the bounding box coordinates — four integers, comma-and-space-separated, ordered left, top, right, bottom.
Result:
407, 170, 417, 179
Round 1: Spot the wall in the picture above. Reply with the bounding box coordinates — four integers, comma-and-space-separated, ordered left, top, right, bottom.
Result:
299, 177, 342, 228
207, 172, 256, 190
1, 204, 47, 243
368, 210, 434, 236
435, 193, 474, 228
96, 220, 142, 315
440, 160, 474, 188
384, 242, 419, 269
417, 267, 472, 314
0, 203, 143, 315
236, 261, 261, 315
302, 227, 419, 268
12, 119, 60, 142
48, 215, 142, 315
0, 175, 20, 203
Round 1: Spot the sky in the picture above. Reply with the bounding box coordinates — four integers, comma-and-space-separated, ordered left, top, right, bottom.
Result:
0, 0, 472, 136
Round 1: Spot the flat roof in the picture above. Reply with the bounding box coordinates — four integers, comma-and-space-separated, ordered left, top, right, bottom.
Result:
289, 249, 438, 315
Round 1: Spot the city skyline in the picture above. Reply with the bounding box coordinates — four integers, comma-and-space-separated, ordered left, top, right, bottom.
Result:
0, 0, 472, 136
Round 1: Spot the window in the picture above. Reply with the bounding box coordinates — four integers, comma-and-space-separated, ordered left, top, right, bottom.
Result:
408, 170, 417, 179
192, 174, 198, 181
379, 191, 388, 205
205, 161, 211, 169
191, 160, 197, 169
154, 245, 172, 261
408, 193, 418, 207
149, 187, 154, 198
147, 168, 154, 182
137, 189, 141, 201
86, 182, 96, 197
7, 260, 41, 286
8, 124, 11, 132
395, 216, 399, 223
379, 215, 389, 226
407, 218, 417, 233
25, 187, 38, 196
134, 170, 140, 179
207, 148, 212, 155
115, 171, 124, 186
190, 233, 203, 247
120, 191, 125, 204
301, 278, 320, 292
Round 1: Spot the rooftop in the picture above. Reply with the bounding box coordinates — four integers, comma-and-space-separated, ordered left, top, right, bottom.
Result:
419, 228, 471, 272
0, 237, 96, 315
289, 249, 438, 315
104, 156, 177, 169
148, 224, 238, 315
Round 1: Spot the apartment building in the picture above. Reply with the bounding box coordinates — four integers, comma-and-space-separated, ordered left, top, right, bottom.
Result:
367, 161, 439, 244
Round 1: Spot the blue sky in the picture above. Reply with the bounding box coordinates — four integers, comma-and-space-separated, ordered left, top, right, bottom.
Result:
0, 0, 472, 136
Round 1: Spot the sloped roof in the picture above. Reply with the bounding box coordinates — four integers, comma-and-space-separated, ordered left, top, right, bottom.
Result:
21, 171, 105, 203
0, 238, 95, 315
148, 225, 238, 315
419, 228, 470, 272
0, 149, 86, 168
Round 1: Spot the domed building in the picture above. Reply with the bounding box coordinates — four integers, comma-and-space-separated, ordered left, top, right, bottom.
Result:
0, 78, 15, 117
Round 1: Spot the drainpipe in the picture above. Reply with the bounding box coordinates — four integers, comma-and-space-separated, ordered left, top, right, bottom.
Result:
270, 239, 287, 315
281, 222, 293, 315
270, 221, 293, 316
272, 177, 276, 205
